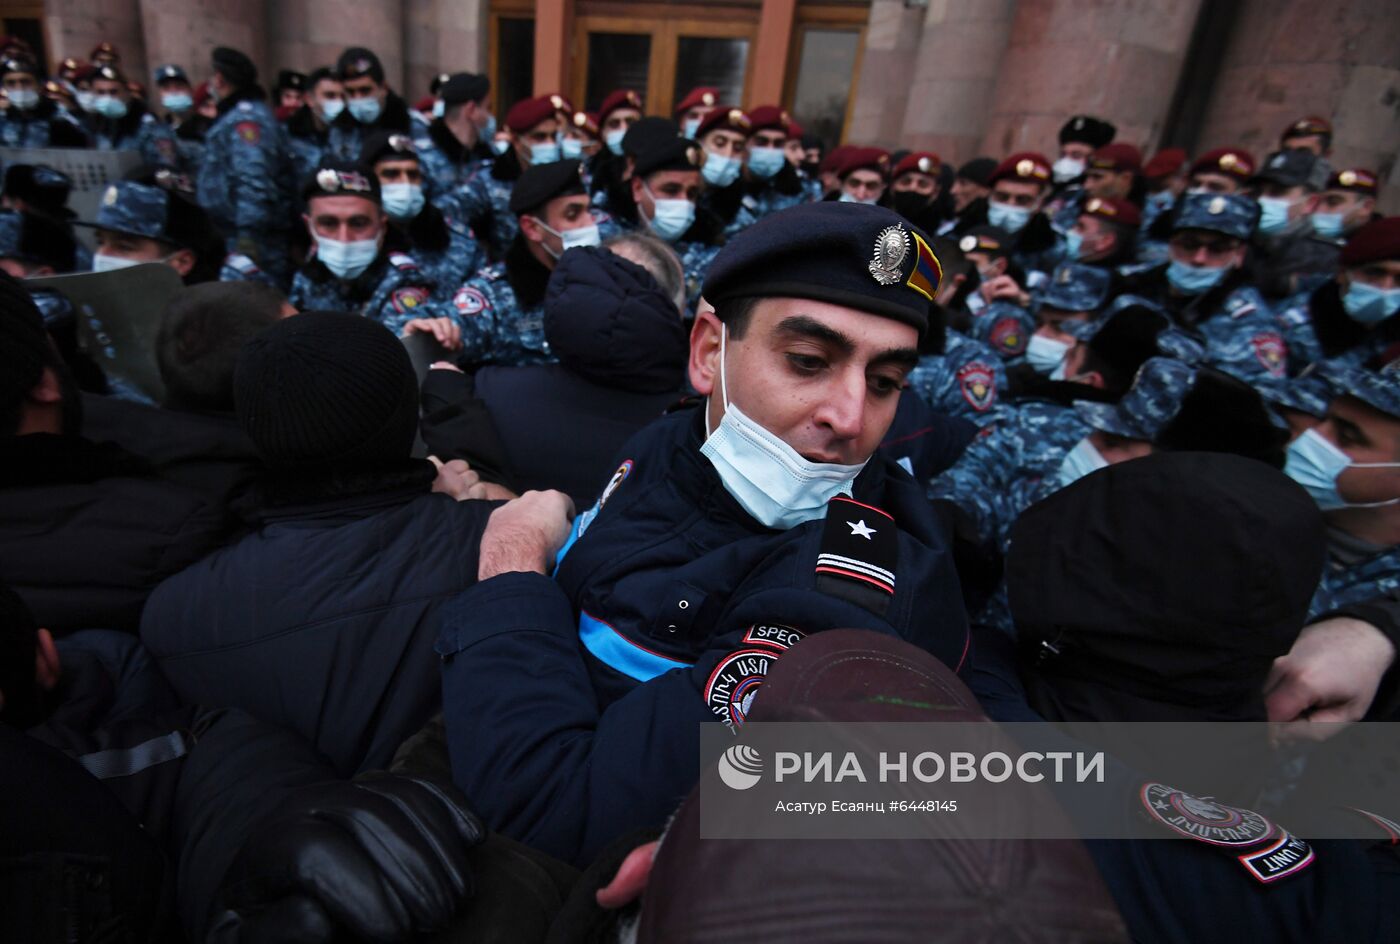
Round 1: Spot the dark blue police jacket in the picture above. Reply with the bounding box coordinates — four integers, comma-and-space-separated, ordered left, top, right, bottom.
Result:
437, 404, 969, 865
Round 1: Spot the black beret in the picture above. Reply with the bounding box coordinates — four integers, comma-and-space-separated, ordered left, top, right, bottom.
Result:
1059, 114, 1116, 148
359, 130, 419, 167
956, 157, 997, 187
632, 133, 703, 178
441, 72, 490, 106
337, 47, 384, 83
4, 164, 73, 219
275, 69, 307, 92
703, 203, 941, 334
211, 47, 256, 89
509, 159, 587, 216
302, 159, 381, 204
621, 117, 681, 159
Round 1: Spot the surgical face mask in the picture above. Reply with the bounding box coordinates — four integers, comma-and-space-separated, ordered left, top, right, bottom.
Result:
702, 153, 741, 188
1310, 212, 1343, 238
1025, 333, 1071, 375
490, 137, 510, 156
315, 233, 380, 280
700, 324, 866, 529
92, 95, 127, 119
682, 118, 700, 139
161, 91, 193, 112
431, 99, 445, 119
76, 90, 96, 113
1057, 437, 1109, 488
1166, 258, 1229, 295
987, 200, 1031, 234
319, 98, 345, 122
642, 183, 695, 242
529, 140, 561, 165
380, 182, 425, 221
839, 191, 878, 205
1257, 196, 1298, 235
347, 96, 382, 124
604, 129, 625, 156
1342, 280, 1400, 325
1284, 428, 1400, 511
747, 146, 785, 180
531, 217, 600, 259
560, 137, 585, 160
479, 113, 497, 139
92, 252, 142, 273
1063, 229, 1085, 260
1052, 156, 1085, 184
7, 88, 39, 110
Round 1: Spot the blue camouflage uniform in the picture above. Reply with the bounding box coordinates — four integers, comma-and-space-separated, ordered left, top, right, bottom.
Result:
739, 172, 808, 222
403, 212, 483, 294
89, 103, 181, 169
219, 252, 281, 287
196, 92, 297, 285
288, 250, 446, 336
453, 158, 522, 257
418, 121, 494, 200
906, 330, 1007, 427
449, 256, 553, 367
1278, 280, 1400, 375
963, 299, 1034, 366
0, 98, 89, 148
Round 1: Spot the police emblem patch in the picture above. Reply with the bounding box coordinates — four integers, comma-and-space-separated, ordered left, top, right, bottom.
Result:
453, 286, 489, 316
598, 459, 632, 512
868, 225, 909, 286
742, 624, 806, 652
989, 316, 1026, 355
1140, 782, 1274, 847
1238, 830, 1314, 884
235, 121, 261, 144
704, 649, 779, 728
956, 362, 997, 411
391, 286, 429, 313
1251, 333, 1287, 377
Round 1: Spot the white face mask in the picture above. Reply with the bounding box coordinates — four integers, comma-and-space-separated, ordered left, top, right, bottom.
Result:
1052, 156, 1085, 184
1056, 436, 1109, 488
92, 252, 143, 273
531, 216, 601, 259
1025, 333, 1072, 375
315, 233, 380, 280
7, 88, 39, 110
380, 182, 425, 221
699, 324, 866, 529
1284, 428, 1400, 510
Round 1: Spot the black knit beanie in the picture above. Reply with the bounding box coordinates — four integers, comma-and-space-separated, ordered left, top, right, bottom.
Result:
0, 270, 52, 432
233, 311, 419, 470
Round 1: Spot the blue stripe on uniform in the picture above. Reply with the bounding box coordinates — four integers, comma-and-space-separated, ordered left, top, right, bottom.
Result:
578, 611, 691, 682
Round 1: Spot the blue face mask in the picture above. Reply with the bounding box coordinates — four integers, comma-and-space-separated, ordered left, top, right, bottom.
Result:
1063, 229, 1085, 259
1057, 437, 1109, 488
490, 137, 510, 156
431, 99, 445, 119
560, 137, 585, 160
348, 96, 382, 124
987, 200, 1031, 234
7, 88, 39, 110
702, 153, 741, 188
604, 129, 625, 156
642, 183, 695, 242
700, 324, 866, 529
838, 191, 878, 205
1310, 212, 1344, 238
1342, 280, 1400, 325
747, 146, 786, 180
479, 113, 497, 139
1257, 196, 1297, 235
315, 233, 380, 280
1025, 333, 1071, 375
161, 92, 193, 112
320, 98, 345, 122
93, 95, 128, 119
1284, 428, 1400, 510
682, 118, 700, 139
529, 140, 561, 165
1166, 259, 1229, 295
380, 183, 425, 221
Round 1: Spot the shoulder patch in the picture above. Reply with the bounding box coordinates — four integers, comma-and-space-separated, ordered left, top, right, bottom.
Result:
1251, 332, 1287, 377
390, 286, 430, 314
957, 361, 998, 411
597, 459, 633, 513
224, 253, 261, 275
389, 252, 419, 270
704, 648, 780, 729
988, 315, 1028, 356
816, 495, 898, 617
1140, 782, 1275, 848
236, 101, 254, 112
1238, 830, 1315, 884
453, 285, 490, 316
742, 624, 806, 652
234, 120, 261, 144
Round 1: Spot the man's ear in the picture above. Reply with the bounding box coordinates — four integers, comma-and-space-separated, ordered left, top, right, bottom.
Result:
1077, 370, 1106, 390
27, 365, 63, 406
630, 174, 646, 208
167, 247, 196, 277
596, 840, 659, 910
35, 628, 60, 691
303, 213, 316, 244
989, 257, 1007, 279
688, 306, 722, 396
518, 214, 543, 244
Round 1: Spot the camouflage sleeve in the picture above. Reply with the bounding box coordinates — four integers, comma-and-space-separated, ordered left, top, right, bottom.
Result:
226, 118, 284, 237
445, 280, 497, 363
1202, 298, 1289, 381
913, 342, 1006, 427
141, 119, 181, 169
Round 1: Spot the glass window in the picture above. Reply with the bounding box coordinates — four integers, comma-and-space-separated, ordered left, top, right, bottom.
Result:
673, 36, 749, 108
585, 33, 652, 111
497, 17, 534, 116
790, 28, 860, 145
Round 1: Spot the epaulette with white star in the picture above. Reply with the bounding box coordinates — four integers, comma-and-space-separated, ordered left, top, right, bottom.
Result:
815, 495, 898, 617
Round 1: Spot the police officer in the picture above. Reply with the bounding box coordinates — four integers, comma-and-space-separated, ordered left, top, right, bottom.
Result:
455, 95, 562, 259
1051, 114, 1116, 190
359, 130, 481, 292
986, 152, 1063, 277
436, 201, 970, 866
197, 46, 297, 287
942, 157, 997, 235
695, 106, 754, 237
0, 55, 88, 147
444, 158, 599, 367
597, 89, 643, 158
1186, 147, 1256, 195
326, 48, 431, 163
83, 64, 181, 169
284, 67, 344, 186
1279, 217, 1399, 373
560, 109, 600, 162
288, 160, 444, 334
1311, 167, 1380, 241
739, 106, 811, 221
956, 227, 1034, 364
1248, 149, 1339, 300
1019, 262, 1115, 387
419, 72, 495, 196
1050, 142, 1140, 233
273, 69, 307, 114
1140, 147, 1187, 230
830, 147, 891, 206
79, 180, 227, 284
152, 64, 205, 171
887, 152, 945, 233
584, 90, 645, 217
674, 85, 718, 139
1066, 196, 1140, 269
1118, 191, 1288, 380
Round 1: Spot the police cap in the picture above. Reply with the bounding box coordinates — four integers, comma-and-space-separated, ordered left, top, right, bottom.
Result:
153, 63, 188, 85
673, 86, 718, 117
275, 70, 307, 93
509, 159, 587, 216
1253, 149, 1320, 190
621, 117, 683, 159
957, 225, 1011, 260
1323, 365, 1400, 420
893, 152, 941, 180
1081, 196, 1141, 228
0, 209, 77, 272
302, 159, 381, 204
337, 47, 384, 84
833, 147, 890, 180
1088, 143, 1142, 174
1326, 167, 1378, 197
78, 180, 212, 252
1040, 262, 1114, 313
359, 130, 418, 167
989, 152, 1052, 187
1172, 192, 1259, 241
1142, 148, 1187, 180
1190, 148, 1255, 182
694, 106, 750, 139
632, 134, 703, 179
746, 105, 790, 136
441, 72, 490, 106
1058, 115, 1115, 148
956, 157, 998, 187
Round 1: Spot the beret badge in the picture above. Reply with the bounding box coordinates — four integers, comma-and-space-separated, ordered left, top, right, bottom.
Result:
868, 224, 910, 287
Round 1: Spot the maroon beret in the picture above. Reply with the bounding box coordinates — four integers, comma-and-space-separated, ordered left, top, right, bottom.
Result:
834, 146, 891, 179
893, 151, 941, 179
694, 105, 750, 139
673, 86, 717, 116
1327, 168, 1379, 197
1081, 196, 1142, 228
990, 152, 1052, 186
1340, 217, 1400, 267
1088, 143, 1142, 174
505, 95, 558, 133
597, 88, 642, 124
1190, 147, 1255, 181
746, 105, 791, 135
1142, 148, 1187, 179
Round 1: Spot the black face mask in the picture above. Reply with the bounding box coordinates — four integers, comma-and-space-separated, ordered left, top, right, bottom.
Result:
890, 190, 933, 222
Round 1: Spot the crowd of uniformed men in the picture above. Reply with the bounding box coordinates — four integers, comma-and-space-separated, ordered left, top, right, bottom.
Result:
1, 32, 1398, 944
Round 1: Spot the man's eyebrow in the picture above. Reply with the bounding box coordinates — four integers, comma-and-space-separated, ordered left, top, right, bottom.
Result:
774, 315, 856, 356
870, 347, 921, 370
